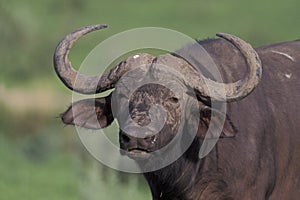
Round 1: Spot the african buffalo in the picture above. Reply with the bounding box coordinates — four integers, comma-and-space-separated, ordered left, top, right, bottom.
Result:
54, 24, 300, 199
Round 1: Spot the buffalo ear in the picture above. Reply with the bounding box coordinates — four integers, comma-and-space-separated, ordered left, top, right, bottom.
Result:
61, 94, 114, 129
198, 106, 237, 138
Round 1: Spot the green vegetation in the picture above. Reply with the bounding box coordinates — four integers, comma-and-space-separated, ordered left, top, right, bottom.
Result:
1, 0, 299, 85
0, 134, 79, 200
0, 0, 299, 199
0, 132, 150, 200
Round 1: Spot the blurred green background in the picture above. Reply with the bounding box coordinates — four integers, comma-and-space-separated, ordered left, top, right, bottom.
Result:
0, 0, 299, 199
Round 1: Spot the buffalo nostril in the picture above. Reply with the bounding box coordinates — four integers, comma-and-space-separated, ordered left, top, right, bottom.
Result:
121, 134, 131, 143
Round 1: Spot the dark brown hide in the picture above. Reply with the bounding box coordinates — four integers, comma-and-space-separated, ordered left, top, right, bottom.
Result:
60, 39, 300, 200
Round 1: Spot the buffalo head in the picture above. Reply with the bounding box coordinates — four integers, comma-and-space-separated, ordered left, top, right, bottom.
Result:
54, 24, 262, 160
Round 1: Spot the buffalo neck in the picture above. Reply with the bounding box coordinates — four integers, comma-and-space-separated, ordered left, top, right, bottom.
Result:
143, 138, 232, 200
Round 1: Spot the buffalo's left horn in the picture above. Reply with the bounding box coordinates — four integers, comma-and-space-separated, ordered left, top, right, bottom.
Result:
187, 33, 262, 102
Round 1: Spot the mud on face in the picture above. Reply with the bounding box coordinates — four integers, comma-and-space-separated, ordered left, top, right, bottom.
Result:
114, 83, 182, 158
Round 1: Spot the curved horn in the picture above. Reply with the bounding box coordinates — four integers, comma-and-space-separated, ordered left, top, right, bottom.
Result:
189, 33, 262, 102
53, 24, 107, 94
53, 24, 155, 94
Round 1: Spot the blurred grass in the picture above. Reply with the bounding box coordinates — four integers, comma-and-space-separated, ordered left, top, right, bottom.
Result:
0, 133, 79, 200
0, 0, 299, 199
0, 87, 149, 199
1, 0, 299, 86
0, 132, 150, 200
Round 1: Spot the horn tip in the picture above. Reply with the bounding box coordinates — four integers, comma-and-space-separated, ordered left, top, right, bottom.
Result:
96, 24, 108, 29
216, 33, 234, 40
88, 24, 108, 32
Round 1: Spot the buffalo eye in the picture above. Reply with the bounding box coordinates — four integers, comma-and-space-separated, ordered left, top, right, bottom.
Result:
167, 97, 179, 103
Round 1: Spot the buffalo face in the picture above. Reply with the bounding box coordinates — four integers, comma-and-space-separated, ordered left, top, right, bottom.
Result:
116, 83, 181, 159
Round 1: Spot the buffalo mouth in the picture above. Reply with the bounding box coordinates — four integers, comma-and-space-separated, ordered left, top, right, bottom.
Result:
124, 148, 152, 160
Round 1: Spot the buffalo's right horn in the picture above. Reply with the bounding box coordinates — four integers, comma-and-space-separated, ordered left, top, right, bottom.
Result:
53, 24, 155, 94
